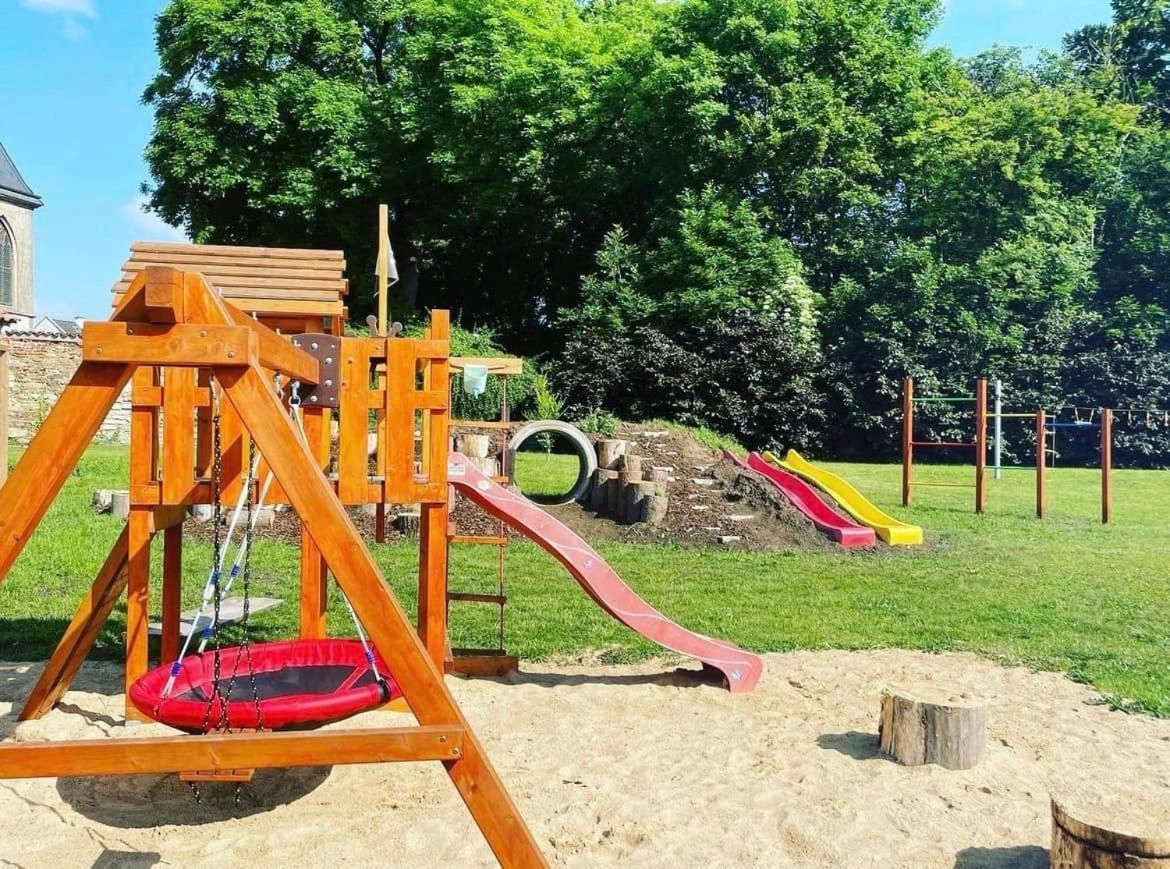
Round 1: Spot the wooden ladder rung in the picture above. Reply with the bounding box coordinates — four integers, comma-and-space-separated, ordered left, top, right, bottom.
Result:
180, 768, 256, 783
448, 592, 507, 605
450, 535, 507, 546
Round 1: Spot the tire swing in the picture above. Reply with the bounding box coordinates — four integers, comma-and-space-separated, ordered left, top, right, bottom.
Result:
507, 420, 597, 506
129, 383, 402, 744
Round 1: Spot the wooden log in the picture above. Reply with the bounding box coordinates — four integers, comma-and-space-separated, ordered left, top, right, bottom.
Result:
641, 494, 669, 525
597, 439, 627, 470
616, 469, 640, 522
605, 470, 622, 515
878, 686, 987, 770
396, 509, 421, 537
626, 481, 657, 524
589, 469, 617, 513
1052, 793, 1170, 868
648, 467, 670, 484
456, 434, 491, 459
110, 491, 131, 521
619, 454, 643, 480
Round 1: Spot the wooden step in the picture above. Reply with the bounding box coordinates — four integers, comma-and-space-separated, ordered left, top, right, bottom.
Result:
447, 592, 507, 606
450, 534, 507, 546
181, 768, 255, 783
448, 653, 519, 679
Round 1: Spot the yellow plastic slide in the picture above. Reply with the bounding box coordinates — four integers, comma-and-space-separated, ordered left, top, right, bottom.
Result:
763, 450, 923, 546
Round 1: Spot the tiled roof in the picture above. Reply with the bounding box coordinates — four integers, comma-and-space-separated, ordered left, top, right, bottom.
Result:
0, 141, 42, 209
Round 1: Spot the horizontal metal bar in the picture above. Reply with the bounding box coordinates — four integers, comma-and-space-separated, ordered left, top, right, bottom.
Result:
992, 465, 1037, 472
911, 441, 975, 447
912, 396, 976, 403
910, 482, 977, 489
989, 413, 1037, 419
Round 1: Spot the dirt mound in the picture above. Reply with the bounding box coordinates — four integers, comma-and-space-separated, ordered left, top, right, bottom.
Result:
191, 421, 839, 552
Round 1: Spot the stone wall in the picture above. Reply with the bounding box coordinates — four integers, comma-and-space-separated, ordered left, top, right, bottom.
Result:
5, 333, 131, 444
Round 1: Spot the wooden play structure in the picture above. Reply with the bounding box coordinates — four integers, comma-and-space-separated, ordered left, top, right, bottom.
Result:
901, 377, 988, 512
0, 256, 547, 867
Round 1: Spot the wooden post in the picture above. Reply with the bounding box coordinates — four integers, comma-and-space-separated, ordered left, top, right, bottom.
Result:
125, 507, 153, 721
902, 377, 913, 507
1101, 408, 1112, 525
300, 528, 328, 639
300, 404, 329, 638
0, 338, 9, 484
160, 522, 183, 663
975, 377, 987, 514
419, 503, 448, 669
1036, 409, 1046, 519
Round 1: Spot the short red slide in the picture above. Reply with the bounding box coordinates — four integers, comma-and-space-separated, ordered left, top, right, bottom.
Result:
725, 451, 875, 549
448, 453, 763, 693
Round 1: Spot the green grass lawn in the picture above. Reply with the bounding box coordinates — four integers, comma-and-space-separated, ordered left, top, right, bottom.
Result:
3, 445, 1169, 715
512, 450, 581, 498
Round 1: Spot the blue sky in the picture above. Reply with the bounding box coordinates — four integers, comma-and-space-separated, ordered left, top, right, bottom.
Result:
0, 0, 1115, 322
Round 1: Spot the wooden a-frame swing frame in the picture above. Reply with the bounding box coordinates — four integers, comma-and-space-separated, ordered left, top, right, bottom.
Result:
0, 268, 546, 868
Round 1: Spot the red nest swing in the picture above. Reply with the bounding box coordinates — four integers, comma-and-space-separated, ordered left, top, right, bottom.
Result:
130, 639, 402, 732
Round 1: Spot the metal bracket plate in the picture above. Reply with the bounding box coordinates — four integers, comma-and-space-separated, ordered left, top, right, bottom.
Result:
291, 333, 342, 408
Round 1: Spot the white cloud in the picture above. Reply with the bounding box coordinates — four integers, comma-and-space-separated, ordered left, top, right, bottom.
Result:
20, 0, 96, 16
20, 0, 97, 40
121, 195, 189, 243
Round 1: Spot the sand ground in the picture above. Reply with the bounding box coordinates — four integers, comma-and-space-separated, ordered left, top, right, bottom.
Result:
2, 650, 1169, 868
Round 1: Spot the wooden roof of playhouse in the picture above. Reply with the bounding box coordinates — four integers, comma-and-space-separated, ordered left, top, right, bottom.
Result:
112, 242, 348, 328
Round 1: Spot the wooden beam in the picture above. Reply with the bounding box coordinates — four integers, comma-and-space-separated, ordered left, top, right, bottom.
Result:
125, 508, 153, 722
83, 322, 256, 368
975, 378, 987, 514
1101, 408, 1113, 525
161, 523, 183, 663
19, 526, 129, 720
214, 362, 545, 867
450, 356, 524, 376
0, 726, 464, 779
0, 361, 134, 585
902, 377, 913, 507
143, 266, 186, 323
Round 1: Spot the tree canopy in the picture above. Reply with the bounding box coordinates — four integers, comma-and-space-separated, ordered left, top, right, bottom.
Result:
145, 0, 1170, 465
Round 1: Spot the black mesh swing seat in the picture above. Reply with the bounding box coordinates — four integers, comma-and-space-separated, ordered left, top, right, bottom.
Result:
130, 639, 402, 732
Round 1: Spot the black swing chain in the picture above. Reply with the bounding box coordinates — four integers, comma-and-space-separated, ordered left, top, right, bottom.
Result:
190, 388, 265, 806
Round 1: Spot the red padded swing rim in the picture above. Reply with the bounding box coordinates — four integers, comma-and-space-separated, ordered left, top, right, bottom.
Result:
129, 639, 402, 731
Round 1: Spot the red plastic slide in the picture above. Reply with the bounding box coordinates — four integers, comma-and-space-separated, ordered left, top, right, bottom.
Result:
725, 451, 875, 549
448, 453, 763, 693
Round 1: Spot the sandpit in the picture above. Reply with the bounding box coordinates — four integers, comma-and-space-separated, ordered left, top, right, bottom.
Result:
2, 649, 1169, 867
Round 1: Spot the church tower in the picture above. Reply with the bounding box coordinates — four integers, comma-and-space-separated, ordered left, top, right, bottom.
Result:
0, 141, 42, 330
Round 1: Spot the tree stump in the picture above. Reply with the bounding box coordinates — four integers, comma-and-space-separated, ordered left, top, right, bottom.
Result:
1052, 792, 1170, 868
619, 454, 643, 479
395, 509, 421, 537
110, 491, 131, 521
456, 434, 491, 459
616, 468, 641, 522
648, 467, 670, 484
641, 494, 669, 525
626, 481, 657, 524
878, 686, 987, 769
597, 439, 627, 470
590, 469, 617, 513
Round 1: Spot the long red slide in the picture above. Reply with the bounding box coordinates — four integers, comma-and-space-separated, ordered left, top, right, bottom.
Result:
448, 453, 763, 693
725, 451, 875, 549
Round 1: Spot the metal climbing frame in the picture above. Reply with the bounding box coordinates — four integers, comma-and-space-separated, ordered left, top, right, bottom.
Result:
901, 377, 988, 513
